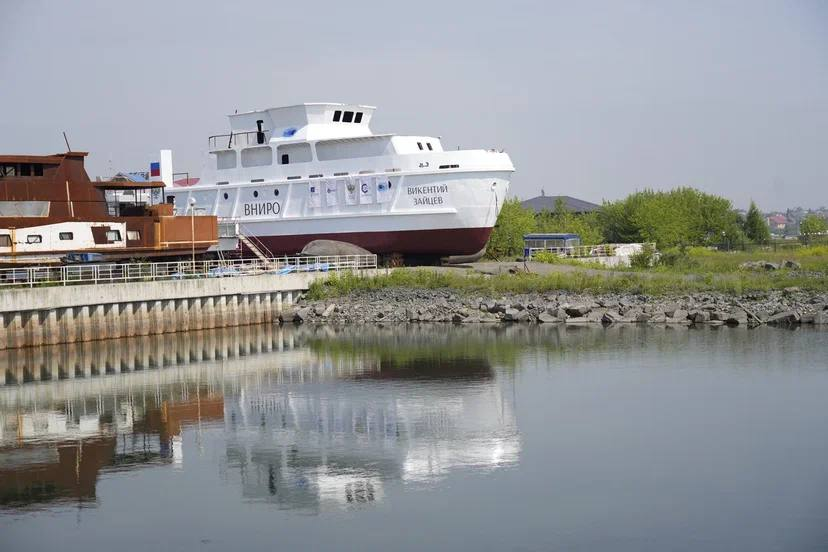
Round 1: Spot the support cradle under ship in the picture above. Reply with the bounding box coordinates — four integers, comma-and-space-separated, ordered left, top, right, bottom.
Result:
165, 103, 514, 259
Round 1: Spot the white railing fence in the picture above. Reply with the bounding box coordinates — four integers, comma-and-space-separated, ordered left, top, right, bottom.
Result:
525, 243, 656, 259
0, 255, 377, 288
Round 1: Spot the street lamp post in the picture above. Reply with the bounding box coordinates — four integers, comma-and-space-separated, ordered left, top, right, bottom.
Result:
189, 197, 197, 272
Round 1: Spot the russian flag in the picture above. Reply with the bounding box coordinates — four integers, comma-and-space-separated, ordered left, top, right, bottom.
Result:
150, 162, 160, 177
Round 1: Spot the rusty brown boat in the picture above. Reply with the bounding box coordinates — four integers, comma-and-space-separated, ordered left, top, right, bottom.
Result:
0, 151, 218, 265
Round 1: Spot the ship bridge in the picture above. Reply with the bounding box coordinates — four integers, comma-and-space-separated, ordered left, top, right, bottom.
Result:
227, 103, 376, 144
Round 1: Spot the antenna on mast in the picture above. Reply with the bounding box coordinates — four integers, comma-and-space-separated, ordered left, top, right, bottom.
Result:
62, 132, 71, 152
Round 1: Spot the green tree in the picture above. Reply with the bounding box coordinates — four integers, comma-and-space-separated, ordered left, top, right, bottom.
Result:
744, 201, 771, 244
598, 187, 745, 247
799, 213, 828, 244
487, 198, 536, 259
535, 197, 604, 245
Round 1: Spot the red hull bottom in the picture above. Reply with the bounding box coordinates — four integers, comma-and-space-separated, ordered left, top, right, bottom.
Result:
251, 227, 494, 256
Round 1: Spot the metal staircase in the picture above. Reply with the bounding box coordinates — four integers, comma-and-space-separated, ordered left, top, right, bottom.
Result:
237, 227, 275, 267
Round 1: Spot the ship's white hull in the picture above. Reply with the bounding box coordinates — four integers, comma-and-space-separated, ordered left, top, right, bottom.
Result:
171, 167, 511, 256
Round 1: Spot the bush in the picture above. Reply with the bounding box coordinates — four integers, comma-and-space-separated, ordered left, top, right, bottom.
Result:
657, 246, 698, 270
487, 198, 536, 259
629, 244, 657, 268
599, 187, 745, 248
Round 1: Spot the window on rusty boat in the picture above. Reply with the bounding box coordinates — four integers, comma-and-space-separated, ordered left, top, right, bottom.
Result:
26, 235, 42, 244
59, 232, 73, 240
106, 230, 122, 242
0, 235, 11, 247
127, 231, 140, 241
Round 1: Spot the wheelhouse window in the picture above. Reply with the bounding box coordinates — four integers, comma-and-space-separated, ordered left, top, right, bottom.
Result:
354, 112, 363, 123
417, 142, 423, 150
127, 230, 140, 241
342, 111, 354, 123
0, 234, 11, 247
0, 163, 45, 177
333, 110, 342, 122
426, 142, 433, 151
106, 230, 122, 242
59, 232, 73, 240
26, 235, 42, 244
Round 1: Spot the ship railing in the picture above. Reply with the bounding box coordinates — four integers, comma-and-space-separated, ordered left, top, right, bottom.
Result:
0, 254, 377, 288
208, 130, 271, 150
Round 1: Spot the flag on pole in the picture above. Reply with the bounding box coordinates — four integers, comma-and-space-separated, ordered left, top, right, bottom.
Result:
150, 162, 160, 177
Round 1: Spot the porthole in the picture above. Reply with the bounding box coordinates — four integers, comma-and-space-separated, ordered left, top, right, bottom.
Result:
274, 189, 280, 197
223, 192, 229, 200
253, 190, 259, 198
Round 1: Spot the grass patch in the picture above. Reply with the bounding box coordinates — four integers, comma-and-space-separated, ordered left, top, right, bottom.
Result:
649, 245, 828, 274
306, 265, 828, 300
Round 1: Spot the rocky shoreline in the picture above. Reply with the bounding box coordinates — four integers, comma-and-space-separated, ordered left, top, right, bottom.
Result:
286, 288, 828, 327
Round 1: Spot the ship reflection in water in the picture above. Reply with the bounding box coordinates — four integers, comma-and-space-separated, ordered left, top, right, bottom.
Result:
0, 325, 520, 513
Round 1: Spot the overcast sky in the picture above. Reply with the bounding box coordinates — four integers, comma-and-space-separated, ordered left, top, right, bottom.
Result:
1, 0, 826, 211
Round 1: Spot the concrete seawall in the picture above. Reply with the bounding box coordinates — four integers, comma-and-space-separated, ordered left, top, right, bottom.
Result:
0, 271, 373, 350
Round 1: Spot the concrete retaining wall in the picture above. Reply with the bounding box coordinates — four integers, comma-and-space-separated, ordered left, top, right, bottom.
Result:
0, 271, 377, 350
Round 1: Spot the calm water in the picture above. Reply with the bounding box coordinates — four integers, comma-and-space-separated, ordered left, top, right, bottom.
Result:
1, 324, 827, 551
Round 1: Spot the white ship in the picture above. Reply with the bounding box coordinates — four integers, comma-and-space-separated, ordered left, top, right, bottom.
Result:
165, 103, 514, 258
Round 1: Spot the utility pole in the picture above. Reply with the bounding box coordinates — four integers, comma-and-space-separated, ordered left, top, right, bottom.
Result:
189, 197, 197, 271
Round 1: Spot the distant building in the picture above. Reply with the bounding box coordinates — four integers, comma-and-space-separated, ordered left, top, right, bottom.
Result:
766, 214, 787, 232
521, 193, 600, 215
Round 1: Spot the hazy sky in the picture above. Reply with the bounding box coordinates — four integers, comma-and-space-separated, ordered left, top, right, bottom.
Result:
1, 0, 826, 210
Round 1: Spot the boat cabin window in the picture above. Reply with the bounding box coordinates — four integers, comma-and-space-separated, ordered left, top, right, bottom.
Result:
106, 230, 122, 242
417, 142, 423, 150
354, 112, 363, 123
127, 231, 140, 241
241, 146, 272, 168
26, 235, 42, 244
215, 150, 237, 170
333, 110, 342, 122
342, 111, 354, 123
59, 232, 73, 240
0, 235, 11, 247
427, 142, 433, 151
277, 142, 312, 164
0, 163, 45, 177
